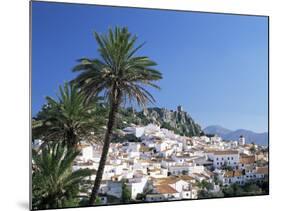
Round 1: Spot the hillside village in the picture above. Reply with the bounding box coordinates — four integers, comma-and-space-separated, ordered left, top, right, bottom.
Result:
34, 116, 268, 204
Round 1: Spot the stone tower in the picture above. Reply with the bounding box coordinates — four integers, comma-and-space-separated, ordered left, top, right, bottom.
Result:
177, 105, 183, 112
239, 135, 246, 145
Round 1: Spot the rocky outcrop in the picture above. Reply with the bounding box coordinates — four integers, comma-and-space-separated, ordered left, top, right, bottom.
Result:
118, 105, 202, 137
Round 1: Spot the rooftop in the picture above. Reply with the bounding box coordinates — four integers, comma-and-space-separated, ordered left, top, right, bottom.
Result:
213, 150, 239, 155
224, 170, 243, 177
256, 167, 269, 175
240, 155, 255, 164
155, 185, 178, 194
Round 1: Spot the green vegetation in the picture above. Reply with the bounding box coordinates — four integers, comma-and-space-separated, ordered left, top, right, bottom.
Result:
115, 107, 202, 137
121, 183, 131, 203
222, 182, 267, 197
221, 163, 234, 171
32, 142, 93, 209
32, 83, 106, 148
72, 26, 162, 205
32, 26, 162, 209
250, 145, 257, 154
196, 180, 214, 191
198, 181, 269, 199
198, 190, 224, 199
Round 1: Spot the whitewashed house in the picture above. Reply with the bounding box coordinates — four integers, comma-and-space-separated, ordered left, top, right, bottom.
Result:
106, 181, 123, 198
210, 150, 239, 169
146, 177, 197, 201
128, 177, 148, 200
77, 143, 94, 162
219, 170, 244, 185
123, 126, 145, 138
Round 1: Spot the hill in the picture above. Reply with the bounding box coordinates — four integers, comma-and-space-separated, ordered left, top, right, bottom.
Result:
203, 125, 268, 146
117, 106, 202, 137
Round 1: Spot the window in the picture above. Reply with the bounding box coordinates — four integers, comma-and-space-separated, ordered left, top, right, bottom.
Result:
228, 157, 230, 160
216, 158, 219, 160
217, 162, 219, 165
222, 157, 224, 160
231, 157, 234, 160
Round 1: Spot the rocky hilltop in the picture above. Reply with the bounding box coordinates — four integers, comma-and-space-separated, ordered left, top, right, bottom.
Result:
117, 105, 202, 137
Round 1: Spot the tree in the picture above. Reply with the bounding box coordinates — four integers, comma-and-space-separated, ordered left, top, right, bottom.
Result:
243, 183, 262, 195
250, 145, 257, 154
32, 82, 106, 148
197, 180, 214, 191
32, 142, 93, 209
213, 174, 222, 186
222, 183, 244, 197
221, 162, 234, 171
122, 182, 131, 203
72, 26, 162, 205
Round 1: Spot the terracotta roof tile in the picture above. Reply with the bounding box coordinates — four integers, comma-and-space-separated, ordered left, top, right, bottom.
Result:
224, 170, 243, 177
240, 155, 255, 164
213, 150, 238, 155
155, 185, 178, 194
256, 167, 269, 175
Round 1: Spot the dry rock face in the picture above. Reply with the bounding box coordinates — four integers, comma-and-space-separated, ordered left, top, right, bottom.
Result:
116, 105, 201, 137
141, 106, 202, 136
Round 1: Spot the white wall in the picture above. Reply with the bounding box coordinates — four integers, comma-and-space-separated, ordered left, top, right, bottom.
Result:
213, 154, 239, 168
129, 177, 148, 200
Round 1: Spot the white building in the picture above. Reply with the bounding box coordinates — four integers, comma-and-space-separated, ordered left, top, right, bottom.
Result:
219, 170, 245, 185
146, 177, 197, 202
200, 136, 210, 143
219, 166, 268, 186
239, 135, 246, 146
128, 177, 148, 200
144, 124, 161, 135
167, 162, 204, 176
77, 144, 94, 162
210, 150, 239, 169
210, 135, 222, 143
105, 181, 123, 198
123, 126, 145, 138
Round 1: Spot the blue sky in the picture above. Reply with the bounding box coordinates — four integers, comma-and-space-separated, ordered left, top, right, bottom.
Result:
31, 2, 268, 133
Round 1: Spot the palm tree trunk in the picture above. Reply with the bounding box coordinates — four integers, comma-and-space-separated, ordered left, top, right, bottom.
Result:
66, 128, 78, 149
89, 89, 121, 205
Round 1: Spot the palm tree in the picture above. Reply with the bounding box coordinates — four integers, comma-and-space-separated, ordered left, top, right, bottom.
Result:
32, 82, 106, 148
72, 26, 162, 204
32, 142, 93, 209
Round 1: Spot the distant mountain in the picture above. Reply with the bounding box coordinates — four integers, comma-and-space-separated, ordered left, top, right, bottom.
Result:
204, 125, 232, 136
203, 125, 268, 146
